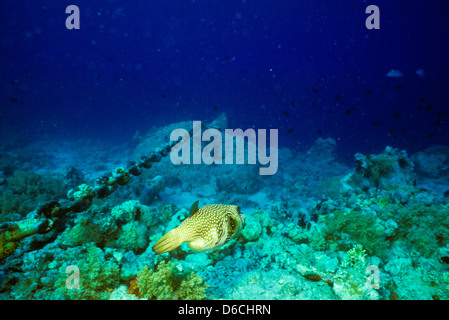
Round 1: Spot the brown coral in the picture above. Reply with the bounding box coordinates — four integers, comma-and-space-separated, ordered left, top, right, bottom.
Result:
136, 261, 209, 300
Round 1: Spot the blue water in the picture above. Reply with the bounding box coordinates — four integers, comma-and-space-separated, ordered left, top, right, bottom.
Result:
1, 1, 448, 155
1, 0, 449, 302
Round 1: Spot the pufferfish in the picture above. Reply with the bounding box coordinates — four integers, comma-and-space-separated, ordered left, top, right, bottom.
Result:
152, 201, 245, 255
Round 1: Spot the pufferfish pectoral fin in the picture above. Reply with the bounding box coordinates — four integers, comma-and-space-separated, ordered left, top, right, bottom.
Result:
189, 200, 199, 217
152, 228, 183, 255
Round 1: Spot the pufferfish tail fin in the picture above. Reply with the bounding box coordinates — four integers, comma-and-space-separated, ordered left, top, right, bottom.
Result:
152, 228, 183, 255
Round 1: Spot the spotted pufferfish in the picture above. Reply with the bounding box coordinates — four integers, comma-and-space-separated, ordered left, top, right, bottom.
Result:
152, 201, 245, 254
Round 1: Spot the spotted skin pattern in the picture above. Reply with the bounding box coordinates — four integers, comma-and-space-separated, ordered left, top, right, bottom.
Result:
152, 204, 245, 254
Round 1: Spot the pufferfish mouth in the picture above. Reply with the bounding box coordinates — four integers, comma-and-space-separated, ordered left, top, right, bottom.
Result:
235, 206, 245, 230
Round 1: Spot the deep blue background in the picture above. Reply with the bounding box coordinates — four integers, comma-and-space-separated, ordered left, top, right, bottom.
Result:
1, 0, 448, 159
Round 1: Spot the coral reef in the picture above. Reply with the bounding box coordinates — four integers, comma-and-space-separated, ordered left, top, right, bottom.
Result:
60, 200, 153, 253
0, 170, 67, 223
319, 204, 388, 256
133, 261, 209, 300
3, 243, 120, 299
351, 146, 415, 192
1, 114, 449, 301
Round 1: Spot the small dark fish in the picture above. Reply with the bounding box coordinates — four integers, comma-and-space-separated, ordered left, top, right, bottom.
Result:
393, 111, 401, 118
317, 129, 322, 136
427, 132, 435, 138
282, 110, 289, 117
96, 74, 101, 79
335, 94, 341, 101
388, 128, 397, 133
395, 84, 403, 90
287, 128, 294, 134
418, 106, 423, 111
10, 98, 18, 103
290, 101, 295, 106
437, 111, 446, 117
425, 104, 433, 111
328, 110, 334, 114
160, 94, 167, 98
345, 110, 351, 116
366, 90, 371, 95
373, 121, 381, 126
304, 274, 322, 282
311, 101, 316, 107
435, 120, 443, 125
213, 105, 218, 111
312, 87, 318, 93
418, 98, 425, 103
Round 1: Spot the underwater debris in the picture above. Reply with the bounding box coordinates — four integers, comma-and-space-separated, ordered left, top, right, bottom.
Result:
153, 201, 245, 254
240, 214, 262, 242
0, 131, 184, 261
0, 218, 53, 261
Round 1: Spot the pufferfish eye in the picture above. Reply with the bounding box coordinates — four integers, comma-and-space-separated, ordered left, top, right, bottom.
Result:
229, 216, 236, 231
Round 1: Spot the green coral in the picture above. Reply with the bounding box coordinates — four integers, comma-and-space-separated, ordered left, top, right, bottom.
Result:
0, 170, 67, 222
150, 202, 178, 225
54, 244, 120, 300
67, 183, 93, 201
108, 167, 130, 186
111, 200, 154, 226
115, 221, 148, 252
352, 147, 415, 192
60, 205, 118, 247
136, 261, 209, 300
342, 244, 367, 268
61, 200, 153, 252
320, 206, 388, 256
9, 243, 120, 300
385, 203, 449, 258
367, 154, 394, 183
